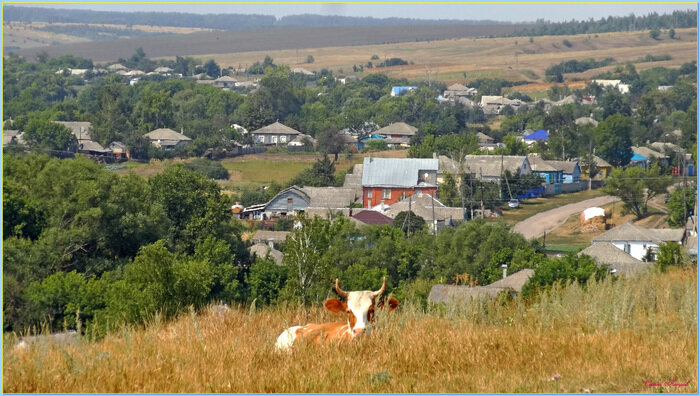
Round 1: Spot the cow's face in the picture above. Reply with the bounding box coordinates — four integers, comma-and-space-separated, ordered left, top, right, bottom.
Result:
325, 278, 399, 336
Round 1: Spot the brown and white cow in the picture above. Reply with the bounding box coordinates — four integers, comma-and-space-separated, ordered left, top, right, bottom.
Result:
275, 278, 399, 351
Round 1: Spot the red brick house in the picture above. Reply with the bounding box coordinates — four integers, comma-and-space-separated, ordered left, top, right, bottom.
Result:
361, 157, 439, 209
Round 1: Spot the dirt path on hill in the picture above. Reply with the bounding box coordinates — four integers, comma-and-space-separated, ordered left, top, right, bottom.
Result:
512, 195, 619, 240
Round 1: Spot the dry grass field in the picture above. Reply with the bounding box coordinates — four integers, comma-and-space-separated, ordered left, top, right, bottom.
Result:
197, 28, 697, 85
3, 268, 696, 393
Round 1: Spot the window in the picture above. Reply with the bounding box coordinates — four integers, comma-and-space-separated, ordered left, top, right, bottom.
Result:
271, 136, 278, 144
280, 135, 288, 143
383, 189, 391, 199
366, 189, 372, 198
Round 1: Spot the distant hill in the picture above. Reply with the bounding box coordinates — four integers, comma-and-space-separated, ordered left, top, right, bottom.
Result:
3, 6, 506, 30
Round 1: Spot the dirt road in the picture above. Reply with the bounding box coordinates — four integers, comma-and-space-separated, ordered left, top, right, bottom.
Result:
512, 195, 619, 240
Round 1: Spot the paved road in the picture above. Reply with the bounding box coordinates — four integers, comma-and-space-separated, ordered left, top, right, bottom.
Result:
512, 195, 620, 240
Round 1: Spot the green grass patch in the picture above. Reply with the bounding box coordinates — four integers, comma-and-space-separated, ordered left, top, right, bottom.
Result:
221, 160, 312, 184
545, 244, 584, 252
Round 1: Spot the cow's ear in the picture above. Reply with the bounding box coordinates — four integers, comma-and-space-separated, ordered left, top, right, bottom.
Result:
377, 297, 399, 311
324, 298, 346, 313
384, 297, 399, 312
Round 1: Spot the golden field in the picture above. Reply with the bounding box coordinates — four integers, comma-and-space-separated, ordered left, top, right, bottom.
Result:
195, 28, 697, 85
4, 268, 696, 393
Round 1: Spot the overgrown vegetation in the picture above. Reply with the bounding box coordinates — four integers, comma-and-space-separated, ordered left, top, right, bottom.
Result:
3, 268, 696, 393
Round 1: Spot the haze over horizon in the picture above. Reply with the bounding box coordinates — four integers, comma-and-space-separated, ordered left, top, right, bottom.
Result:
7, 2, 696, 23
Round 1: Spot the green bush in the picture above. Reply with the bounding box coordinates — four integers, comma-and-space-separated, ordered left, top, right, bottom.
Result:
184, 159, 229, 180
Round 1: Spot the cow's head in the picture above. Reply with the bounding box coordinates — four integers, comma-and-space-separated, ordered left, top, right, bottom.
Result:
324, 277, 399, 336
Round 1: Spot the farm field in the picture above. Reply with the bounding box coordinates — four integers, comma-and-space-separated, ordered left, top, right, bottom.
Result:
192, 28, 697, 85
9, 23, 527, 62
4, 268, 696, 393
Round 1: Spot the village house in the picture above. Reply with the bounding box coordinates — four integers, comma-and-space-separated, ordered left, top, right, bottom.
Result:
546, 159, 581, 183
522, 129, 548, 146
214, 76, 238, 88
53, 121, 93, 142
390, 86, 417, 96
3, 130, 23, 147
154, 66, 173, 75
382, 192, 464, 232
479, 95, 522, 114
249, 243, 283, 264
374, 122, 418, 139
592, 79, 630, 94
108, 141, 130, 160
578, 242, 651, 276
581, 156, 612, 179
575, 116, 599, 127
361, 157, 439, 209
590, 222, 685, 261
630, 146, 668, 169
77, 140, 112, 160
250, 121, 301, 145
244, 185, 359, 219
527, 154, 563, 184
443, 83, 477, 100
144, 127, 192, 150
462, 155, 532, 183
428, 269, 535, 303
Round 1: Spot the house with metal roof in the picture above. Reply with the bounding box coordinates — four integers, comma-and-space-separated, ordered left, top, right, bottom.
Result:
245, 185, 359, 219
350, 210, 394, 226
144, 128, 192, 150
361, 157, 438, 209
443, 83, 477, 100
383, 192, 464, 232
522, 129, 548, 145
630, 146, 668, 169
591, 222, 685, 261
250, 121, 301, 145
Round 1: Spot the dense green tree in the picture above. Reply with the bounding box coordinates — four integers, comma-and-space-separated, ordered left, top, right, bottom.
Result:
23, 119, 77, 152
666, 186, 696, 227
594, 114, 633, 167
522, 253, 608, 297
393, 211, 426, 235
603, 164, 673, 219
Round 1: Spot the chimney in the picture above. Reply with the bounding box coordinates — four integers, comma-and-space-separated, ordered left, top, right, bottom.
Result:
268, 240, 274, 249
181, 127, 184, 135
501, 264, 508, 279
433, 152, 437, 159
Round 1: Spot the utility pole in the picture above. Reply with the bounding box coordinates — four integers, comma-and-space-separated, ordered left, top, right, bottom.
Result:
408, 194, 412, 235
432, 191, 436, 236
480, 168, 485, 219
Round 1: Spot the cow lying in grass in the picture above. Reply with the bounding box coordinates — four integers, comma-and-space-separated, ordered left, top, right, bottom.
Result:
275, 278, 399, 351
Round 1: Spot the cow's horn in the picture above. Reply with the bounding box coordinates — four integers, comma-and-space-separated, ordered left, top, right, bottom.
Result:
335, 279, 349, 298
372, 277, 386, 298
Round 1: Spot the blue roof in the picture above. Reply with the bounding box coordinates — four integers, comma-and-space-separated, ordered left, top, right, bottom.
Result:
392, 86, 417, 95
524, 129, 549, 140
631, 153, 648, 161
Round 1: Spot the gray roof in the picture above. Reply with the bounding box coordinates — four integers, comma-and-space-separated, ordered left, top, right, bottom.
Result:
463, 155, 528, 178
486, 269, 535, 292
632, 146, 667, 160
250, 122, 301, 136
375, 122, 418, 137
438, 155, 462, 175
428, 269, 535, 303
301, 186, 358, 208
592, 222, 685, 244
249, 243, 283, 265
527, 155, 559, 172
251, 230, 290, 244
650, 142, 682, 154
446, 83, 469, 91
575, 117, 599, 127
215, 76, 237, 82
383, 192, 463, 222
78, 140, 110, 153
579, 242, 652, 276
54, 121, 92, 141
545, 159, 580, 174
144, 128, 192, 141
361, 157, 438, 188
476, 132, 494, 144
593, 156, 612, 168
108, 141, 128, 151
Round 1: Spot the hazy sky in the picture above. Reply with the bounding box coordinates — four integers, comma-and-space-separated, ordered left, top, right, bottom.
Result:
10, 2, 697, 23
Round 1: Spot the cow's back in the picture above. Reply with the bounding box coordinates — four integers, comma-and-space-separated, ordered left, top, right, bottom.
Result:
275, 322, 351, 351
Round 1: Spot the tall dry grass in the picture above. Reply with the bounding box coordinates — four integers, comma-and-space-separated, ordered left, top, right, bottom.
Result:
3, 269, 697, 393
